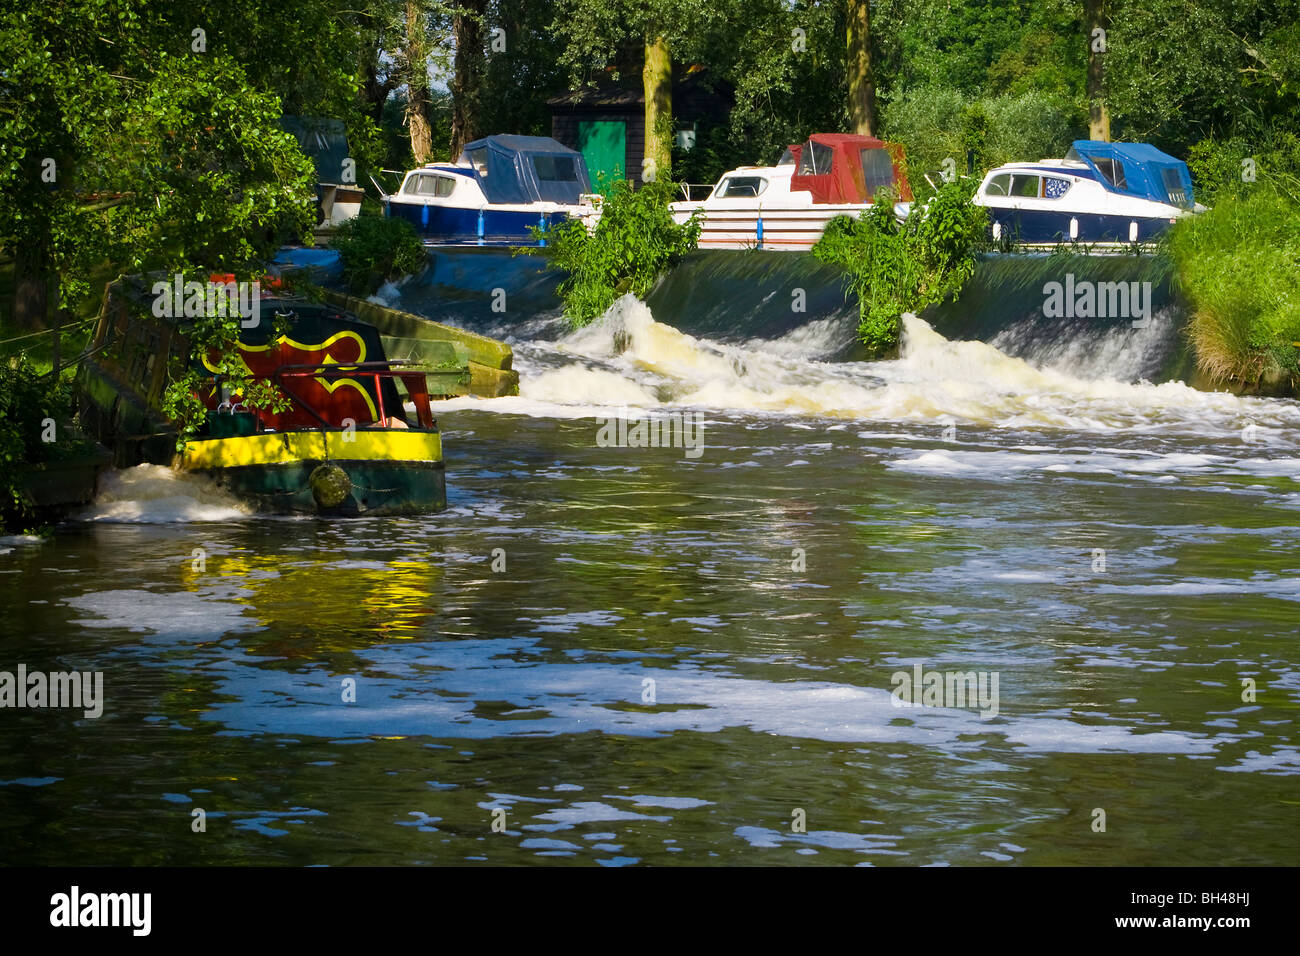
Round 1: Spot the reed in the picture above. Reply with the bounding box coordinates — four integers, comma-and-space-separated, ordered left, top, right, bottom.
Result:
1168, 185, 1300, 389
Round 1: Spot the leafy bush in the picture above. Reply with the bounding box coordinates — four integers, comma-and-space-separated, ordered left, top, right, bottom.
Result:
812, 178, 988, 357
527, 179, 701, 328
333, 214, 427, 294
0, 357, 72, 529
1187, 131, 1300, 207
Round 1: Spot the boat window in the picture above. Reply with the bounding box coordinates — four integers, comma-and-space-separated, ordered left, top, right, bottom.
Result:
717, 176, 767, 198
1043, 176, 1072, 199
1160, 167, 1191, 208
466, 147, 488, 177
859, 148, 895, 194
984, 173, 1012, 197
777, 148, 795, 166
1092, 157, 1127, 189
797, 141, 834, 176
413, 175, 453, 197
1010, 174, 1042, 197
532, 154, 577, 182
401, 175, 421, 195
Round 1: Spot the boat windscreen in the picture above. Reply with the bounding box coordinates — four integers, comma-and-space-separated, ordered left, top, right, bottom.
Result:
465, 146, 489, 176
860, 148, 895, 196
1159, 167, 1193, 209
798, 141, 834, 176
717, 176, 767, 198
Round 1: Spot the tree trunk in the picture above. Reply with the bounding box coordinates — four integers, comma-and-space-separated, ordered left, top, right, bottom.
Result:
405, 1, 434, 164
1085, 0, 1110, 140
846, 0, 877, 136
359, 30, 395, 124
450, 0, 487, 158
12, 236, 50, 331
642, 35, 672, 184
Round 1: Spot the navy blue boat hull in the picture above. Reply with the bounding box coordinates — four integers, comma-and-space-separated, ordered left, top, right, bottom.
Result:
387, 201, 571, 246
986, 207, 1179, 244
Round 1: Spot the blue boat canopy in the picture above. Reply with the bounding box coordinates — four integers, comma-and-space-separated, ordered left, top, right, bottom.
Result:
458, 135, 592, 205
1065, 141, 1194, 210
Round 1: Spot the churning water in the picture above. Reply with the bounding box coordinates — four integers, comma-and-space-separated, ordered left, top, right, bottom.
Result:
3, 282, 1298, 866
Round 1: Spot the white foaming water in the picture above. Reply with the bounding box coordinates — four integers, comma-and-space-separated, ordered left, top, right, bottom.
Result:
367, 274, 412, 308
989, 305, 1179, 382
77, 465, 250, 523
487, 294, 1300, 444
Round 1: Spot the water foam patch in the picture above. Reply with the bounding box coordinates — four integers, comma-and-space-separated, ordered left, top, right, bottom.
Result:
77, 465, 250, 523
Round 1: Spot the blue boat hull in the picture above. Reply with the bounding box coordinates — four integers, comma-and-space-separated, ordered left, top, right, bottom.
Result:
986, 207, 1178, 244
387, 201, 570, 246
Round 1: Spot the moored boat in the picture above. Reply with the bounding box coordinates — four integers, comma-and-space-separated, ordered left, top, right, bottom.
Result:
77, 277, 450, 516
669, 133, 913, 250
381, 134, 600, 246
973, 140, 1202, 247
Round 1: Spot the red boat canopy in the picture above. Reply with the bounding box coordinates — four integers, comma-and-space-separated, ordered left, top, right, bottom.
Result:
787, 134, 912, 204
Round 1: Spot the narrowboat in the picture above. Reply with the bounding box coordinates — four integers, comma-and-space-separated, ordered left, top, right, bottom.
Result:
381, 134, 600, 246
669, 133, 913, 250
76, 277, 450, 516
972, 140, 1202, 246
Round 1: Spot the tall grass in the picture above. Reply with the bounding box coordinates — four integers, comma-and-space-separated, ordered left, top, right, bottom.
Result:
1168, 185, 1300, 388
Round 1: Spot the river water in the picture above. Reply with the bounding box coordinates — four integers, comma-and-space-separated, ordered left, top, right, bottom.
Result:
2, 292, 1299, 866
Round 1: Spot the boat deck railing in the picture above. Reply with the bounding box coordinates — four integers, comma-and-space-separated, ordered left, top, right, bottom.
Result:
207, 360, 438, 433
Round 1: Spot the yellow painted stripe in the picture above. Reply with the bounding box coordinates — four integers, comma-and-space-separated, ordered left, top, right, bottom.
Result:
180, 429, 442, 470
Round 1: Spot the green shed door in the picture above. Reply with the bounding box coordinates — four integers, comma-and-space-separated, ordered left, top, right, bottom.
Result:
577, 120, 626, 191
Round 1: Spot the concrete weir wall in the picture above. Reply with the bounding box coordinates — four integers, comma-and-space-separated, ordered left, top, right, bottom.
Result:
921, 252, 1196, 384
404, 246, 1202, 385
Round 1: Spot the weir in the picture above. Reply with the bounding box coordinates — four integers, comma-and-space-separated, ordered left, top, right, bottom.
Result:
381, 246, 1195, 384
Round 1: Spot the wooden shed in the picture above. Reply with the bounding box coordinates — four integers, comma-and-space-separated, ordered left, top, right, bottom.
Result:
548, 69, 733, 188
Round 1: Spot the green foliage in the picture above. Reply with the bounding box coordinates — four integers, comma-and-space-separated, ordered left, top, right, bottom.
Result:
332, 214, 428, 294
1187, 131, 1300, 207
526, 178, 701, 327
883, 85, 1083, 188
1168, 183, 1300, 386
812, 178, 987, 357
157, 295, 295, 450
0, 357, 72, 529
1103, 0, 1300, 154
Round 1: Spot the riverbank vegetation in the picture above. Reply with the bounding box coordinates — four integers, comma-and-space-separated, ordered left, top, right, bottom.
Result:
1168, 136, 1300, 391
812, 179, 988, 357
333, 215, 428, 295
0, 357, 79, 531
526, 179, 701, 328
4, 1, 1300, 382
